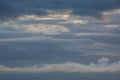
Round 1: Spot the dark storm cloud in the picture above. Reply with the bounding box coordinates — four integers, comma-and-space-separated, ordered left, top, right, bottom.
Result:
0, 0, 120, 20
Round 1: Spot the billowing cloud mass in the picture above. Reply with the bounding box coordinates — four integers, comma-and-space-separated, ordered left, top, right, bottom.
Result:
0, 0, 120, 20
0, 57, 120, 73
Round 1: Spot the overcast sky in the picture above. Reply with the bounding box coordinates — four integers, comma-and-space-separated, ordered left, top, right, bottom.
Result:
0, 0, 120, 80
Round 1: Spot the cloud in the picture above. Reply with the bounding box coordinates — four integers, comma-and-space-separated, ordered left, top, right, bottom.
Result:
0, 57, 120, 73
81, 53, 120, 57
105, 25, 119, 28
17, 14, 70, 21
0, 36, 52, 42
20, 24, 69, 34
0, 0, 120, 20
0, 20, 69, 34
102, 9, 120, 15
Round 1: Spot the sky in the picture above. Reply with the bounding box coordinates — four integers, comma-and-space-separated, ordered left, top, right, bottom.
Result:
0, 0, 120, 80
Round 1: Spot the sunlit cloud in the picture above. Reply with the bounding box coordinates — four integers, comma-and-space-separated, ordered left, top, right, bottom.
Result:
102, 9, 120, 15
21, 24, 69, 34
17, 13, 70, 21
18, 15, 54, 21
101, 9, 120, 24
0, 20, 69, 34
17, 13, 87, 25
60, 19, 87, 24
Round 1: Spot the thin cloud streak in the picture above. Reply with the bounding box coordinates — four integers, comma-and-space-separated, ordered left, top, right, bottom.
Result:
81, 53, 120, 57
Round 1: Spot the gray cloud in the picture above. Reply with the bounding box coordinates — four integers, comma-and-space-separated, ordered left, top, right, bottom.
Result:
0, 0, 120, 20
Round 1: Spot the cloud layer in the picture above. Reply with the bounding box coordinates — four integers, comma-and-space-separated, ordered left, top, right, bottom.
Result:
0, 1, 120, 77
0, 0, 120, 20
0, 57, 120, 73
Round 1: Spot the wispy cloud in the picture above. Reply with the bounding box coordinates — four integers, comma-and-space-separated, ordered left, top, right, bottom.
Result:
0, 57, 120, 73
0, 20, 69, 34
81, 53, 120, 57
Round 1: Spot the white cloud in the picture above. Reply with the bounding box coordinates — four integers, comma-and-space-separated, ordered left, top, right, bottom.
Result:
18, 15, 54, 21
60, 19, 87, 24
0, 57, 120, 73
17, 13, 87, 24
17, 14, 70, 21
